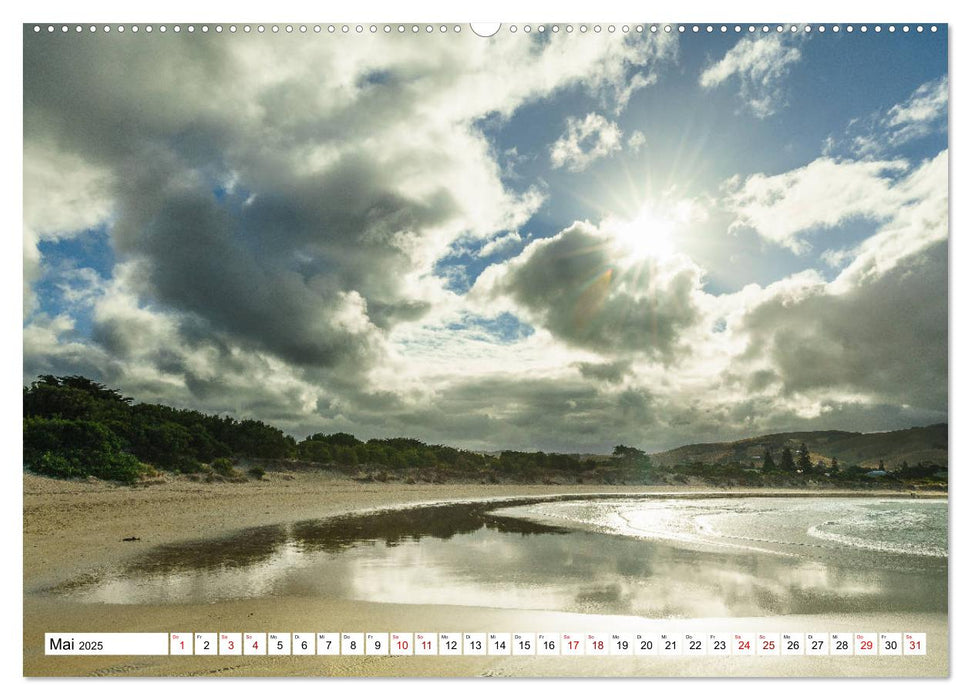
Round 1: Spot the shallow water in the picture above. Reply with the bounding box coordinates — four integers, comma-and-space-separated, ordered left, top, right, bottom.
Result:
51, 496, 947, 619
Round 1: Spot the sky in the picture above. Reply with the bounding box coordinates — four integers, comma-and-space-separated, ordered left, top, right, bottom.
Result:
22, 23, 949, 453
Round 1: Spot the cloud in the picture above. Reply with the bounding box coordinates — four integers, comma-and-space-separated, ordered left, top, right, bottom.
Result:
737, 242, 946, 412
550, 113, 624, 172
478, 231, 523, 258
627, 130, 647, 152
722, 152, 947, 254
23, 142, 114, 313
24, 30, 678, 383
849, 76, 948, 157
699, 35, 802, 118
472, 220, 704, 361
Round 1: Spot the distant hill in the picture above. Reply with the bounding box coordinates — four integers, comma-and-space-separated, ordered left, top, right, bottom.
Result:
650, 423, 947, 471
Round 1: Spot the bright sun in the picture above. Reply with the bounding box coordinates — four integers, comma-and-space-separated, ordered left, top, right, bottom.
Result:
612, 205, 679, 260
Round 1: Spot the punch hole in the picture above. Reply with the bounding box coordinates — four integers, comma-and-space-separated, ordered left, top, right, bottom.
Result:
470, 23, 499, 37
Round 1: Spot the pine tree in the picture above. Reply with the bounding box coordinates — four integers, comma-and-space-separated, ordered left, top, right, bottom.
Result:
762, 448, 776, 470
780, 447, 796, 472
797, 442, 812, 472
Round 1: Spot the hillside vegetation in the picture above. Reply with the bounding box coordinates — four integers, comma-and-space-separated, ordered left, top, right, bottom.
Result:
23, 375, 947, 489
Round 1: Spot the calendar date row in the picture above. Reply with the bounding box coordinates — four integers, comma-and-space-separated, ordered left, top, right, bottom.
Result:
46, 632, 927, 656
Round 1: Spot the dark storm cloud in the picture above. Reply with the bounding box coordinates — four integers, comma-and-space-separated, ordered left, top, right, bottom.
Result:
741, 242, 947, 411
480, 222, 702, 361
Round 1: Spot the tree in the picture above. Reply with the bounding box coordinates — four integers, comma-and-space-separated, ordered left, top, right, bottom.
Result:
830, 456, 839, 471
780, 447, 796, 472
613, 445, 652, 470
797, 442, 812, 472
762, 448, 776, 470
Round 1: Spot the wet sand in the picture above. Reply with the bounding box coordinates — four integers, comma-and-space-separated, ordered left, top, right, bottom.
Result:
22, 472, 948, 677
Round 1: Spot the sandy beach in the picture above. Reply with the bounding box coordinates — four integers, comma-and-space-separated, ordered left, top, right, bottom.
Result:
22, 471, 948, 677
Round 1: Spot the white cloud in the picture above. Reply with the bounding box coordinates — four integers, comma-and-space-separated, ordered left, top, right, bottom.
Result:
478, 231, 523, 258
699, 35, 802, 118
550, 113, 624, 172
851, 76, 948, 157
23, 142, 114, 313
723, 156, 920, 253
627, 130, 647, 152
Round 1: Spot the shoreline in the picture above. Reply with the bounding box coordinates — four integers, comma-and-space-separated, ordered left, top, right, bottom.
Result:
23, 472, 948, 677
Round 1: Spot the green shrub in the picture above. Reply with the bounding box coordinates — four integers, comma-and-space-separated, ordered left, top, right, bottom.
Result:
24, 417, 144, 483
248, 465, 266, 480
211, 457, 236, 476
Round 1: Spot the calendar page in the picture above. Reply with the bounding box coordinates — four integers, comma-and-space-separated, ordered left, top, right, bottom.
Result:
21, 12, 949, 681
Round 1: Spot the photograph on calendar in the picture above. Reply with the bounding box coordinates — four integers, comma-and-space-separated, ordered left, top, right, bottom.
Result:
23, 22, 947, 678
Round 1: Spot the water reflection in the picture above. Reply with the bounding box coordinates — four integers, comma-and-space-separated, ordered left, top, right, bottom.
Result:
50, 497, 947, 619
